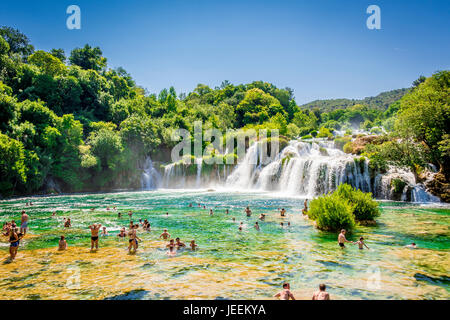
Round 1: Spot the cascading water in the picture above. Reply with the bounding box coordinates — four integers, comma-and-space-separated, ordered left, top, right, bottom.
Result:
156, 138, 439, 202
141, 156, 161, 190
195, 158, 203, 187
226, 140, 374, 197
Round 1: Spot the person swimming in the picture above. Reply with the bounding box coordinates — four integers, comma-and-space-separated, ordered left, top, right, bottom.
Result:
254, 221, 260, 231
225, 209, 229, 215
58, 235, 67, 250
405, 242, 418, 249
274, 283, 295, 300
101, 226, 108, 236
259, 213, 265, 221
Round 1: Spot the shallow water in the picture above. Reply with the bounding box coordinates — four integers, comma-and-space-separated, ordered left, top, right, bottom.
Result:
0, 190, 449, 300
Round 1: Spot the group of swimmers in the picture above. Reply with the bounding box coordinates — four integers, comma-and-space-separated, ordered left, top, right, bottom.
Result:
3, 200, 420, 300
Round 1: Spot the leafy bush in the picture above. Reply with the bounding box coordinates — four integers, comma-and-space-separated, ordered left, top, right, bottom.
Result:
301, 134, 313, 140
317, 127, 333, 139
335, 184, 380, 221
334, 136, 351, 150
391, 178, 406, 194
307, 193, 355, 231
343, 141, 354, 154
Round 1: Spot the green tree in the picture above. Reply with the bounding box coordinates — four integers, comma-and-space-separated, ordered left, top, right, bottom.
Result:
28, 50, 66, 76
0, 133, 26, 196
69, 44, 107, 71
0, 26, 34, 59
395, 71, 450, 173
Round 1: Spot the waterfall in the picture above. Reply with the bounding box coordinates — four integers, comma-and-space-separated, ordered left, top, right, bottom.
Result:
196, 158, 203, 187
141, 156, 161, 190
156, 138, 440, 202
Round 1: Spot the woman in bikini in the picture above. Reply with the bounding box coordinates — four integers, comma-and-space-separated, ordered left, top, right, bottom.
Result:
9, 228, 20, 260
128, 225, 141, 253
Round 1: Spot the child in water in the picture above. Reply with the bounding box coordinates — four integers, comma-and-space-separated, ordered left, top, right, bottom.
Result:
356, 237, 369, 250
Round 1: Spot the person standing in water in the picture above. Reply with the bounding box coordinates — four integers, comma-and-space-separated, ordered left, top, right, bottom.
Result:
160, 229, 171, 240
175, 237, 186, 249
302, 199, 308, 215
356, 237, 369, 250
58, 235, 67, 250
338, 229, 353, 248
20, 211, 29, 236
245, 206, 252, 217
89, 223, 102, 250
8, 228, 20, 260
274, 283, 296, 300
128, 225, 141, 253
254, 221, 260, 231
225, 209, 229, 215
280, 208, 286, 217
190, 240, 198, 251
312, 284, 330, 300
209, 209, 213, 216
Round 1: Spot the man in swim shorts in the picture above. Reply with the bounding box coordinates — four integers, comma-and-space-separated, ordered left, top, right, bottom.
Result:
274, 283, 295, 300
338, 229, 353, 248
254, 221, 260, 231
312, 284, 330, 300
245, 206, 252, 217
20, 211, 29, 235
89, 223, 102, 250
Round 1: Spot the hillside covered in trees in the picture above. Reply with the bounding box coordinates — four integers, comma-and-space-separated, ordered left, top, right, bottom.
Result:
300, 88, 410, 112
0, 26, 448, 200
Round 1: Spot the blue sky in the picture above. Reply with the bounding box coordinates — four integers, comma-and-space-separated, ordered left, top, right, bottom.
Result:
1, 0, 449, 103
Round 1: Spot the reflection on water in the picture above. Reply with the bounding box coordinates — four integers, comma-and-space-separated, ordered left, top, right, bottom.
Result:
0, 190, 449, 300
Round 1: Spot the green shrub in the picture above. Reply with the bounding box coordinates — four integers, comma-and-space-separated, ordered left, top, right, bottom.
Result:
343, 141, 354, 154
391, 178, 407, 194
301, 134, 313, 140
317, 127, 333, 139
307, 193, 355, 231
334, 136, 352, 151
335, 184, 380, 221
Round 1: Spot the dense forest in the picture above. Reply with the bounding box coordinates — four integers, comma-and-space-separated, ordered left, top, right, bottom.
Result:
300, 88, 409, 112
0, 26, 449, 200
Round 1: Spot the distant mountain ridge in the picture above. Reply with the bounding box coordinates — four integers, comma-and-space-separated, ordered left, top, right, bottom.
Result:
300, 88, 409, 112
